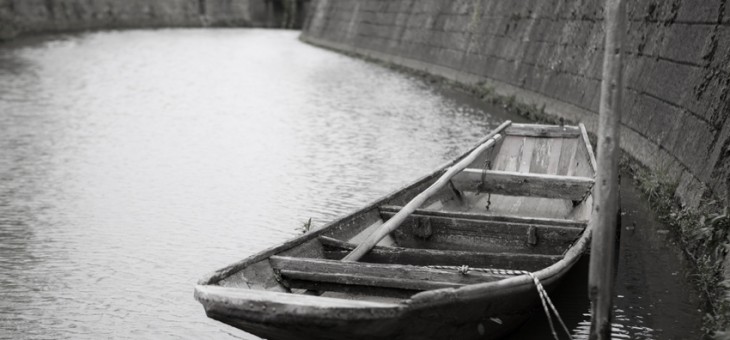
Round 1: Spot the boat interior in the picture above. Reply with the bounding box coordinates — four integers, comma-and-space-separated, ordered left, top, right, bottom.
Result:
204, 123, 597, 302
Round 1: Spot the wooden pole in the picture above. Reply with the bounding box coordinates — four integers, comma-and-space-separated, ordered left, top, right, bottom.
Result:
589, 0, 625, 339
725, 175, 729, 216
342, 121, 512, 262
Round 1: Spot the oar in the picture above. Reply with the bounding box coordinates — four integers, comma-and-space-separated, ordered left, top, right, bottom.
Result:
342, 120, 512, 262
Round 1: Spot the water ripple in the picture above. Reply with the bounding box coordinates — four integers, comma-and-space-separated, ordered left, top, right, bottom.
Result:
0, 29, 496, 339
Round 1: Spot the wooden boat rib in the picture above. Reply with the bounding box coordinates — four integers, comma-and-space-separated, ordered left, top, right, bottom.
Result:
195, 121, 597, 340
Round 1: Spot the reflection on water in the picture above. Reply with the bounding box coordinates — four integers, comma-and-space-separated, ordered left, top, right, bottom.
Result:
0, 29, 702, 339
505, 178, 703, 339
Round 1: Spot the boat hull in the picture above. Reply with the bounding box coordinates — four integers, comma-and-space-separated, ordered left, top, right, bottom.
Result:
198, 274, 569, 340
194, 122, 596, 340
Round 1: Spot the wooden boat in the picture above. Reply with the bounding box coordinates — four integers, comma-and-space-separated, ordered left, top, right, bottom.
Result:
195, 121, 597, 340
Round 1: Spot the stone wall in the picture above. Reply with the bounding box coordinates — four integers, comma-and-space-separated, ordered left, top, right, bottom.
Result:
0, 0, 310, 41
301, 0, 730, 206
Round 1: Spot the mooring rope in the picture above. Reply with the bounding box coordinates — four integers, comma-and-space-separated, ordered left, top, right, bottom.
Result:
426, 265, 573, 340
478, 157, 493, 210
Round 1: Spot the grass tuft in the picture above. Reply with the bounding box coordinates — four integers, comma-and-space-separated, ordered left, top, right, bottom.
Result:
624, 157, 730, 338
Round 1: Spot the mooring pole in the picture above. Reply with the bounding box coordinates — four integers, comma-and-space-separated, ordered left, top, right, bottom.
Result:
725, 176, 729, 216
588, 0, 625, 339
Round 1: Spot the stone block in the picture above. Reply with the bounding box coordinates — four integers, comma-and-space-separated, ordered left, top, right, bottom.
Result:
639, 59, 696, 108
675, 0, 723, 23
706, 115, 730, 182
443, 13, 470, 32
522, 40, 547, 65
660, 23, 714, 66
672, 111, 716, 177
624, 52, 649, 87
440, 48, 466, 70
628, 0, 682, 23
619, 125, 661, 171
710, 25, 730, 72
679, 66, 728, 127
460, 52, 489, 76
620, 90, 640, 126
446, 0, 474, 16
623, 92, 660, 138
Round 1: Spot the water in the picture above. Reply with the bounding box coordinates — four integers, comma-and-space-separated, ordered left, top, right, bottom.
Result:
505, 178, 704, 339
0, 29, 702, 339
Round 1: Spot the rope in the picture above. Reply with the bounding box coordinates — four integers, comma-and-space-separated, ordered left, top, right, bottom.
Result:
479, 157, 492, 210
426, 265, 573, 340
526, 272, 572, 340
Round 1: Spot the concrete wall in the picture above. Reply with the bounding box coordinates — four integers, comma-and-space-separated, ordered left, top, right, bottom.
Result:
301, 0, 730, 206
0, 0, 310, 40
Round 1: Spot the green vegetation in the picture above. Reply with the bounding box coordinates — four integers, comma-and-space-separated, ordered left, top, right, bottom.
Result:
622, 156, 730, 339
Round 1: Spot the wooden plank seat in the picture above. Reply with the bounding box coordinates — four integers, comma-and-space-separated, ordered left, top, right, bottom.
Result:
504, 123, 581, 138
378, 206, 588, 227
319, 236, 561, 271
378, 209, 585, 255
268, 256, 508, 292
450, 169, 594, 201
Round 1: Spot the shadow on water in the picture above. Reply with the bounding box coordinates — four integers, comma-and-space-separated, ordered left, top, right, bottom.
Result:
504, 174, 704, 340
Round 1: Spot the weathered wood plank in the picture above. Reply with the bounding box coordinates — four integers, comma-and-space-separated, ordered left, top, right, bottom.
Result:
529, 137, 552, 174
270, 256, 506, 291
493, 135, 524, 171
379, 212, 584, 254
379, 205, 587, 227
504, 124, 581, 138
579, 123, 598, 173
195, 284, 400, 309
320, 236, 562, 271
518, 138, 536, 173
493, 136, 527, 213
546, 138, 564, 175
556, 138, 579, 176
451, 169, 594, 201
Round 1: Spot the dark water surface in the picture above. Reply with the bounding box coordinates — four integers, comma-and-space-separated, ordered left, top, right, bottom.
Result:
0, 29, 702, 339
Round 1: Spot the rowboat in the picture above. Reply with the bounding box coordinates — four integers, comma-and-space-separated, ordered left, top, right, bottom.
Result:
194, 120, 597, 339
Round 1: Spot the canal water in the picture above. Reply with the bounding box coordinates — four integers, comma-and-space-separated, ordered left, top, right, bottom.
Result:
0, 29, 702, 339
